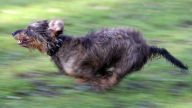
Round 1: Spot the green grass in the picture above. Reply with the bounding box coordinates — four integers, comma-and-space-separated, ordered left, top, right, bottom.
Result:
0, 0, 192, 108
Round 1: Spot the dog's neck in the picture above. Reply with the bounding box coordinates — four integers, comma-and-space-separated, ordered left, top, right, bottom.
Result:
47, 34, 72, 56
46, 33, 93, 56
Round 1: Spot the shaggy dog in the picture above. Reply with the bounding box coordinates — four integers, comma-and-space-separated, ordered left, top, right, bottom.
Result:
12, 19, 188, 91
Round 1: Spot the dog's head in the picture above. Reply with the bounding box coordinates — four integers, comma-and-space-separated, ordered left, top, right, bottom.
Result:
12, 19, 64, 53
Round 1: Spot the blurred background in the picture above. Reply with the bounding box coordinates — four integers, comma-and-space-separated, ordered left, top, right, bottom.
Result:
0, 0, 192, 108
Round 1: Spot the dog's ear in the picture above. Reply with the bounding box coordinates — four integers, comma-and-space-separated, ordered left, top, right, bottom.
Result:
48, 19, 64, 37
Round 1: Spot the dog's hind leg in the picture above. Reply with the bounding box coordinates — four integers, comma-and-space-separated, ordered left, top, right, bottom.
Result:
92, 61, 133, 91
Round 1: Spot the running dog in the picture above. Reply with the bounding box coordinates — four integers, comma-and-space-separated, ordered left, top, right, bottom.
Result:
12, 19, 188, 91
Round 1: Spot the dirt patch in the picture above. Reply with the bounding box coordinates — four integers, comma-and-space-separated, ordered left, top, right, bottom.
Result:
135, 101, 157, 108
15, 71, 95, 97
125, 81, 156, 92
168, 82, 191, 96
17, 73, 43, 78
183, 20, 192, 25
16, 71, 66, 79
13, 80, 74, 97
180, 20, 192, 27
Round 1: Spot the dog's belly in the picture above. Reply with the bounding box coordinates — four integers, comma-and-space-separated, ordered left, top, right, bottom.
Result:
61, 57, 77, 76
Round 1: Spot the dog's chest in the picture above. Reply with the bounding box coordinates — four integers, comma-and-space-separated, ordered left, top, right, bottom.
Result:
61, 57, 77, 76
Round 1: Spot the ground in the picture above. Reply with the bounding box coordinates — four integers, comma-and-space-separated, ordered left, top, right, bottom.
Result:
0, 0, 192, 108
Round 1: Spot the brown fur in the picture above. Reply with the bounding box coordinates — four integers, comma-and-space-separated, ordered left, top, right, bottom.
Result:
12, 19, 187, 91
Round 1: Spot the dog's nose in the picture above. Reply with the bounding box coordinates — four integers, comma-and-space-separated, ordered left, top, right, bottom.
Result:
12, 32, 17, 36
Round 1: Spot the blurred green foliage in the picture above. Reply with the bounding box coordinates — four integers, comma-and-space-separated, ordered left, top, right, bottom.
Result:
0, 0, 192, 108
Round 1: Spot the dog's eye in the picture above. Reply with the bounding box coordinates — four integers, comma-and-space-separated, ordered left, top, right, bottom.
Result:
26, 29, 34, 36
26, 27, 34, 32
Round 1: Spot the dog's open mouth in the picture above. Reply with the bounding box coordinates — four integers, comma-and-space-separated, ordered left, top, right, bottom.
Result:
17, 39, 32, 46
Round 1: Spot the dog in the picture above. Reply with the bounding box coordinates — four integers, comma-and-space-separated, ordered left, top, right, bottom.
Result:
12, 19, 188, 91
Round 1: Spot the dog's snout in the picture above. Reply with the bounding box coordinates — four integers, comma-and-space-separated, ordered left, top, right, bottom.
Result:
12, 29, 23, 37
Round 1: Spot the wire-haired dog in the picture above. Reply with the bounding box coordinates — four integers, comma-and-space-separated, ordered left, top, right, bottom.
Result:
12, 19, 188, 91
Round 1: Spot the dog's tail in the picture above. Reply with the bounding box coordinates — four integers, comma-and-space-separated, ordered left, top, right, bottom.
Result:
150, 46, 188, 70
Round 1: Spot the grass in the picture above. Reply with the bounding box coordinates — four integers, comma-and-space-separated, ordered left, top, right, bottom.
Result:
0, 0, 192, 108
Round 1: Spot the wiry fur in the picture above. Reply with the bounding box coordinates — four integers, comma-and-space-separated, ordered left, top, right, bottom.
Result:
12, 20, 188, 91
150, 46, 188, 70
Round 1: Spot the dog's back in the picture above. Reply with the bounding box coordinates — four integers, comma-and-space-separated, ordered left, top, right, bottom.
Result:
82, 27, 150, 71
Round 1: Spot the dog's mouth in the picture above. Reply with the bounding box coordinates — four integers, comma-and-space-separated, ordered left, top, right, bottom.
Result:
17, 39, 32, 46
